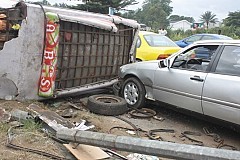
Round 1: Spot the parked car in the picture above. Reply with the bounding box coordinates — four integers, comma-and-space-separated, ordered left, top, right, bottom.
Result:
139, 24, 147, 31
115, 40, 240, 125
175, 34, 232, 48
136, 31, 180, 61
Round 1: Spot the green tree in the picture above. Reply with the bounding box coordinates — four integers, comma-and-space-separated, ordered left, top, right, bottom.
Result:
27, 0, 51, 5
169, 15, 195, 23
200, 11, 217, 29
224, 11, 240, 27
134, 0, 172, 31
53, 3, 68, 8
72, 0, 138, 14
122, 10, 137, 19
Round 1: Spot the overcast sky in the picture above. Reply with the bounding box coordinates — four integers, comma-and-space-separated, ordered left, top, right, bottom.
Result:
128, 0, 240, 22
2, 0, 240, 22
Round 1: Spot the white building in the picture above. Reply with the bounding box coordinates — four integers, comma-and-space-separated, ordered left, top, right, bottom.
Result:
0, 1, 17, 8
208, 21, 222, 28
170, 20, 192, 31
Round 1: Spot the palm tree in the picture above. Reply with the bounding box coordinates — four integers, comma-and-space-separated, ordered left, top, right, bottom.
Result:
200, 11, 217, 29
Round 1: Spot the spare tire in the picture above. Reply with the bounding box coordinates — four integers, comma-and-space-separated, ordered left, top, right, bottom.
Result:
87, 94, 128, 116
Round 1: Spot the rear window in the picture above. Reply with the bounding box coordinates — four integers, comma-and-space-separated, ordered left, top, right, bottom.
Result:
143, 34, 178, 47
215, 46, 240, 75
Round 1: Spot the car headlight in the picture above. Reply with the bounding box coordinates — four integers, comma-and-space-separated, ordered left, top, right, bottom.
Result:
118, 66, 124, 76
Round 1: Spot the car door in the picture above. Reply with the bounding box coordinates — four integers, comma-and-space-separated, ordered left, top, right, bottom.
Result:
153, 45, 219, 114
202, 45, 240, 125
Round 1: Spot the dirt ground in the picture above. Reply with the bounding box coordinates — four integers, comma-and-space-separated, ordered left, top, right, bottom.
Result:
0, 94, 239, 160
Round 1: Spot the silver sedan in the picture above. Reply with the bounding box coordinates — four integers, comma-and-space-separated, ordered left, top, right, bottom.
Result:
116, 40, 240, 125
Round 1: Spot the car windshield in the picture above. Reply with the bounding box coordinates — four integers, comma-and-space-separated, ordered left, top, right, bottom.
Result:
143, 34, 178, 47
218, 35, 233, 40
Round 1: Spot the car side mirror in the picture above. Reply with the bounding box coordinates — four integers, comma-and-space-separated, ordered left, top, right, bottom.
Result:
158, 59, 170, 68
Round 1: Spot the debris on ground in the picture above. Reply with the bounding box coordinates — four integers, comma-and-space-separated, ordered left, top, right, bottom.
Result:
51, 101, 63, 108
153, 116, 165, 121
128, 108, 156, 119
73, 120, 95, 131
64, 143, 110, 160
0, 107, 11, 122
0, 96, 238, 160
64, 102, 82, 110
126, 153, 159, 160
203, 127, 238, 150
126, 130, 136, 135
10, 109, 33, 121
61, 108, 78, 118
180, 131, 203, 146
27, 103, 74, 131
147, 129, 175, 141
6, 125, 67, 160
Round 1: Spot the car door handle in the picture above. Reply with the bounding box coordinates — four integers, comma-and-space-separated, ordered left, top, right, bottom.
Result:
190, 76, 204, 82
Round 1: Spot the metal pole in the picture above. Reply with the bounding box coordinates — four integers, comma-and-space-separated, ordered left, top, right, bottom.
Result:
57, 129, 240, 160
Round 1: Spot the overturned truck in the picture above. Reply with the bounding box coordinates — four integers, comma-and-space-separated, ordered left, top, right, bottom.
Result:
0, 3, 139, 100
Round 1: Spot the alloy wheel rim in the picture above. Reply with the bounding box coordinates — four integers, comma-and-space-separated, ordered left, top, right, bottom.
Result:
123, 82, 139, 105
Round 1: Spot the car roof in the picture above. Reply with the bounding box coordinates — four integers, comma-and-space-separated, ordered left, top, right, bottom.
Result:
194, 33, 219, 36
139, 31, 158, 36
192, 33, 232, 39
194, 39, 240, 45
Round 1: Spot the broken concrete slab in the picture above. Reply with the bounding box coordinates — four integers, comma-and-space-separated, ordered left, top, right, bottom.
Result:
10, 109, 33, 122
27, 104, 94, 133
27, 103, 74, 131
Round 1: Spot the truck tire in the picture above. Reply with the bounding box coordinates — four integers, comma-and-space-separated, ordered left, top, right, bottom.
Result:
87, 94, 128, 116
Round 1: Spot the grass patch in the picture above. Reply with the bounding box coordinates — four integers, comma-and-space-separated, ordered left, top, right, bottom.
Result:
0, 123, 10, 132
22, 119, 42, 132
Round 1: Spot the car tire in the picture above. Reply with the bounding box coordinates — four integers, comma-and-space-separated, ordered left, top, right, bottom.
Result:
136, 59, 142, 62
121, 77, 146, 108
87, 94, 128, 116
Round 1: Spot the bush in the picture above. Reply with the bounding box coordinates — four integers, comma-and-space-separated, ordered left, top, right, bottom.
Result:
168, 26, 240, 41
167, 29, 186, 41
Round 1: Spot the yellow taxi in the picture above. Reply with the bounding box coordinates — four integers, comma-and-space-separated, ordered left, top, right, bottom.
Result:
136, 31, 181, 61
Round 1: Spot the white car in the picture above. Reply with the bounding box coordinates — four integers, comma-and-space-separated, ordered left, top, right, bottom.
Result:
115, 40, 240, 125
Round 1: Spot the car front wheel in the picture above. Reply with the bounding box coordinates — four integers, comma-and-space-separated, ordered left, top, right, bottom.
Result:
121, 77, 146, 108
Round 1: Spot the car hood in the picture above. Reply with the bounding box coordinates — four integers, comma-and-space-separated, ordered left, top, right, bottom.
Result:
119, 60, 159, 79
121, 60, 159, 69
